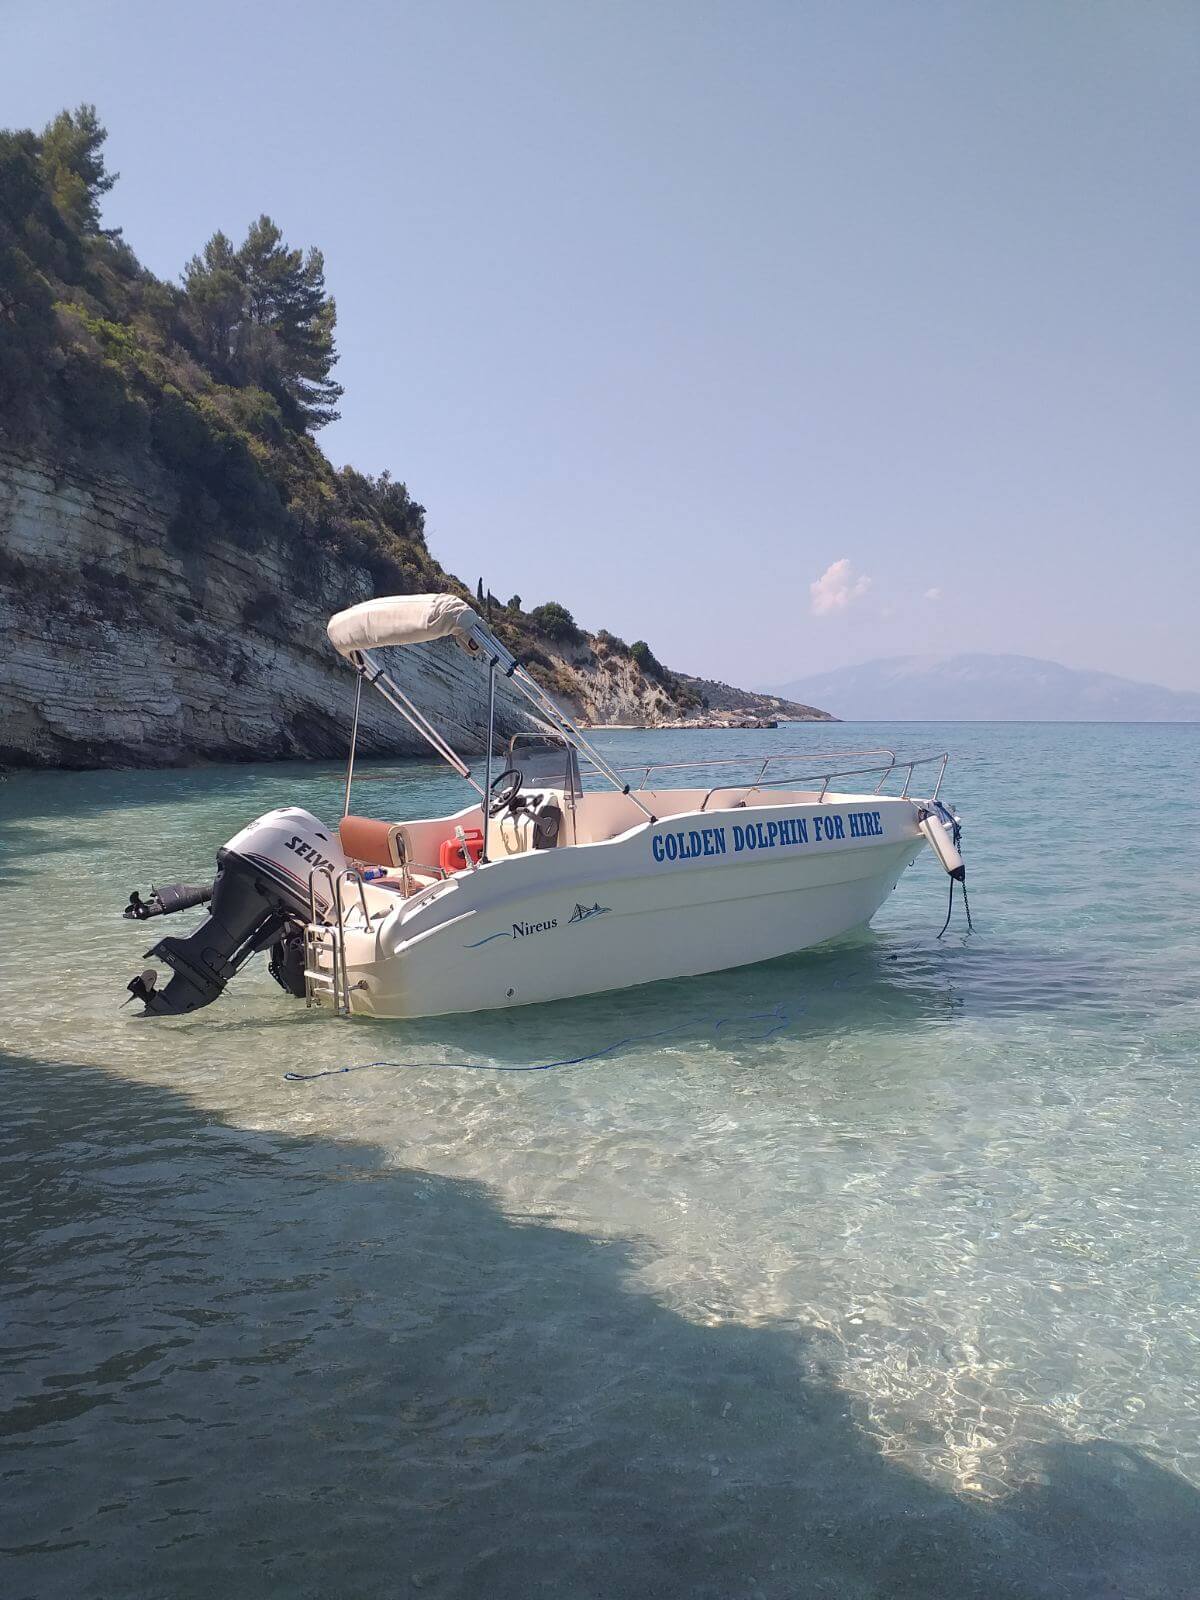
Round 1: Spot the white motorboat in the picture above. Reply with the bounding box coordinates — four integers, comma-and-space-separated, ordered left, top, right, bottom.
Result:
124, 594, 968, 1018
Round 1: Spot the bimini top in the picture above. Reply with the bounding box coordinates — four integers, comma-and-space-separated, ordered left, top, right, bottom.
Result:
326, 587, 656, 822
327, 593, 480, 658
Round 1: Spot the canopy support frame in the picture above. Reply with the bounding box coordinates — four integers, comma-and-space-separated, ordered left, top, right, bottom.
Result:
458, 619, 655, 822
481, 656, 498, 861
342, 668, 364, 817
333, 601, 656, 823
358, 651, 482, 794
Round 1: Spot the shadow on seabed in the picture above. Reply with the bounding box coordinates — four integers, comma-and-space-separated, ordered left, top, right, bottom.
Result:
2, 1049, 1197, 1600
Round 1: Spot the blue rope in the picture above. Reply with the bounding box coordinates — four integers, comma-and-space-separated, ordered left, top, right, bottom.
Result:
283, 1003, 793, 1082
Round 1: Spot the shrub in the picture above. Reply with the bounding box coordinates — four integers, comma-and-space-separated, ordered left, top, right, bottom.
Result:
529, 601, 583, 645
629, 639, 665, 680
58, 348, 145, 442
220, 384, 285, 444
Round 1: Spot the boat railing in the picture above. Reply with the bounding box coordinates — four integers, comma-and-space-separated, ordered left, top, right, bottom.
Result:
583, 747, 897, 792
304, 866, 375, 1016
730, 750, 949, 806
581, 748, 949, 807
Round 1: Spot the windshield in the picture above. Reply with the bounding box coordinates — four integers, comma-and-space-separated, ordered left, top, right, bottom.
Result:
507, 734, 582, 796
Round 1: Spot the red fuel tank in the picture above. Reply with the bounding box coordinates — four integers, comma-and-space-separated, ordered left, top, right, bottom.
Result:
439, 829, 485, 874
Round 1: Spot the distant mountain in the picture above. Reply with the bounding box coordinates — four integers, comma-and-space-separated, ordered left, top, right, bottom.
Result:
766, 654, 1200, 722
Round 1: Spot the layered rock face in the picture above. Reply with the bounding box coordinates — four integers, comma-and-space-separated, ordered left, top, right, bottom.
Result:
0, 444, 830, 769
0, 445, 538, 769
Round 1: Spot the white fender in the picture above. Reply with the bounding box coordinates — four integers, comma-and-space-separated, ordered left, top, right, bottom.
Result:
920, 814, 965, 879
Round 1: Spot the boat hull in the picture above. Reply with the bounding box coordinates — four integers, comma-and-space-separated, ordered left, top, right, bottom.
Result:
329, 796, 925, 1019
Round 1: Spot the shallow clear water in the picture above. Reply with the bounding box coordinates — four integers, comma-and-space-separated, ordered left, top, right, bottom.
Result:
2, 721, 1198, 1598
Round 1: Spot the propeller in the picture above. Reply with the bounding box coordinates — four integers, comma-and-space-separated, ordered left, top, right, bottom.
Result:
123, 968, 159, 1008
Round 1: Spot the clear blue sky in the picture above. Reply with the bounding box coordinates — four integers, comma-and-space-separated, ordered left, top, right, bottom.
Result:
3, 1, 1197, 690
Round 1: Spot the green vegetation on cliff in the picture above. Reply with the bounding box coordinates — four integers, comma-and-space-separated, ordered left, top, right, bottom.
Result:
0, 105, 701, 716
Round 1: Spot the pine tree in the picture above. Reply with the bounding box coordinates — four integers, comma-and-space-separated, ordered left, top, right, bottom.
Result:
39, 105, 116, 233
182, 231, 245, 371
237, 216, 342, 429
181, 214, 343, 430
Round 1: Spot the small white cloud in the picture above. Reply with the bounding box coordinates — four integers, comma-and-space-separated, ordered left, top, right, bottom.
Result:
810, 558, 871, 617
924, 587, 943, 602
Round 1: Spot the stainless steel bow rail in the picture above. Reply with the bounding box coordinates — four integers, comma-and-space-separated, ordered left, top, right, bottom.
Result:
588, 747, 896, 792
580, 749, 950, 805
727, 750, 949, 806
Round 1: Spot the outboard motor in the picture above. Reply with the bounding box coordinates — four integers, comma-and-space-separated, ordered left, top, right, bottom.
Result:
124, 807, 347, 1016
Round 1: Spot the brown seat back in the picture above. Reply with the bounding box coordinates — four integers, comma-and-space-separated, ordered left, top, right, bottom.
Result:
339, 815, 402, 867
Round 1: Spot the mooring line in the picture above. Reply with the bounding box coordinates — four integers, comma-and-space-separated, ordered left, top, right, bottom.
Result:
283, 1002, 794, 1082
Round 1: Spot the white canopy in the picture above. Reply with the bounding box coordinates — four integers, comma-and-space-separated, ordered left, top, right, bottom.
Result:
327, 593, 480, 658
329, 590, 654, 824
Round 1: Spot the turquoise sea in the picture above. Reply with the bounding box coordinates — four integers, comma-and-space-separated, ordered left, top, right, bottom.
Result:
2, 721, 1198, 1598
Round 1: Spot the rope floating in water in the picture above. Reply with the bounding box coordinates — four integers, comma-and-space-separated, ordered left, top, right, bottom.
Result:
936, 874, 975, 939
283, 1003, 793, 1082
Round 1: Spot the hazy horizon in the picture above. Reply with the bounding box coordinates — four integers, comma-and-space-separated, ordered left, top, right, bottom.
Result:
761, 647, 1200, 696
761, 647, 1200, 722
3, 1, 1196, 692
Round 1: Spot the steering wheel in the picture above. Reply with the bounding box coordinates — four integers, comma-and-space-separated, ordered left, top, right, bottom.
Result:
488, 767, 524, 815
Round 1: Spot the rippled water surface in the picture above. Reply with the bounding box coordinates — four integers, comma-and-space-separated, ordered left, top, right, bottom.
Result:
2, 721, 1199, 1598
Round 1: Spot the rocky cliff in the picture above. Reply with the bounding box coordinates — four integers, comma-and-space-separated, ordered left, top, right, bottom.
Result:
0, 442, 722, 769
